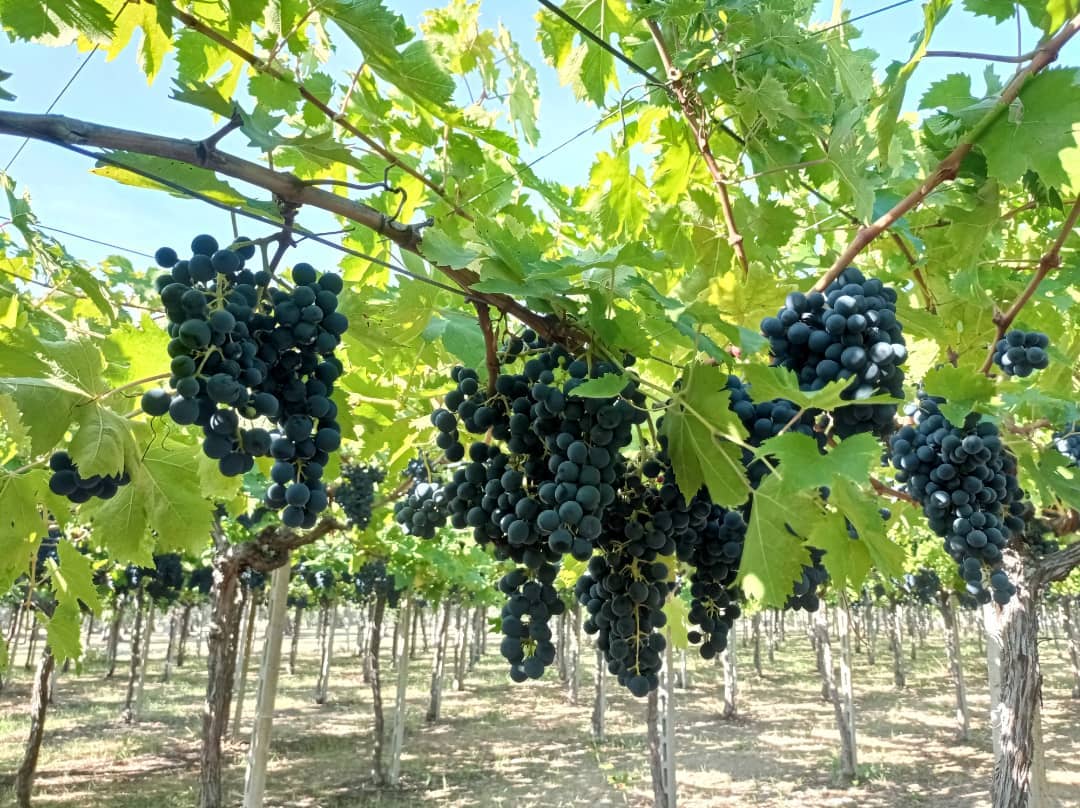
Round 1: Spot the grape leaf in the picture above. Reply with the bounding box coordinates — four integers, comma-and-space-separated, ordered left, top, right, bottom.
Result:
662, 594, 690, 652
662, 363, 750, 508
0, 0, 114, 40
739, 476, 814, 607
43, 601, 82, 663
420, 226, 478, 270
68, 404, 132, 478
808, 510, 872, 591
831, 477, 905, 581
50, 540, 101, 613
979, 68, 1080, 188
138, 445, 216, 554
757, 432, 880, 495
743, 365, 900, 411
103, 313, 171, 388
569, 373, 630, 398
82, 482, 151, 564
922, 363, 994, 423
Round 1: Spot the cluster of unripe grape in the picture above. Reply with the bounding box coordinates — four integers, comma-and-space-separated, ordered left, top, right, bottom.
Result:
140, 234, 347, 529
47, 451, 130, 502
992, 329, 1050, 377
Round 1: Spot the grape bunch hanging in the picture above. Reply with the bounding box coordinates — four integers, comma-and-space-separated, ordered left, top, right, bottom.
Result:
889, 394, 1024, 604
47, 450, 131, 502
336, 464, 386, 529
141, 234, 347, 529
760, 267, 907, 437
992, 329, 1050, 377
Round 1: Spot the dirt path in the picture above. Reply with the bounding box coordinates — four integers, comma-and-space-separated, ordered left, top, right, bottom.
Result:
0, 621, 1076, 807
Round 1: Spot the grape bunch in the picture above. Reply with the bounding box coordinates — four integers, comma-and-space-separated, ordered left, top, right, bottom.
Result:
146, 553, 185, 603
724, 375, 822, 486
47, 451, 131, 502
993, 330, 1050, 377
188, 566, 214, 597
685, 508, 747, 658
35, 526, 61, 577
394, 477, 450, 539
889, 395, 1024, 604
760, 268, 907, 437
142, 234, 347, 529
785, 546, 828, 612
906, 568, 941, 605
405, 454, 434, 481
577, 551, 670, 697
336, 464, 386, 529
499, 563, 563, 681
1053, 422, 1080, 466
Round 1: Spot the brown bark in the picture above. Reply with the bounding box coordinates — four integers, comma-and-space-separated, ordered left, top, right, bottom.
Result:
14, 645, 54, 808
646, 688, 665, 808
990, 550, 1048, 808
889, 602, 906, 689
368, 592, 388, 785
815, 606, 856, 781
1063, 596, 1080, 699
104, 601, 124, 678
176, 603, 193, 668
288, 606, 303, 676
426, 602, 453, 722
121, 587, 146, 723
940, 595, 971, 741
198, 561, 244, 808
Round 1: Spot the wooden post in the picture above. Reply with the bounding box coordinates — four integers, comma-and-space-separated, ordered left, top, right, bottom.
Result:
388, 596, 412, 785
14, 645, 54, 808
243, 564, 291, 808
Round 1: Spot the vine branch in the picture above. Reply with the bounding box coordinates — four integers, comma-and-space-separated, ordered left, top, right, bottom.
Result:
0, 110, 572, 345
978, 196, 1080, 374
923, 48, 1041, 63
812, 14, 1080, 293
475, 302, 500, 396
164, 1, 473, 222
645, 19, 749, 277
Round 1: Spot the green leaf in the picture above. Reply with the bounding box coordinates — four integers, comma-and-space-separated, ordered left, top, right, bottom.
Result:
44, 600, 83, 663
877, 0, 953, 163
758, 432, 880, 496
808, 510, 872, 591
420, 226, 478, 270
102, 314, 171, 388
739, 476, 813, 607
82, 481, 151, 564
51, 540, 101, 613
743, 365, 900, 412
831, 477, 905, 581
922, 363, 994, 424
0, 0, 114, 40
439, 310, 487, 370
979, 68, 1080, 188
68, 404, 132, 478
0, 377, 87, 456
662, 362, 750, 508
569, 373, 629, 398
138, 444, 215, 554
662, 594, 690, 652
920, 73, 976, 112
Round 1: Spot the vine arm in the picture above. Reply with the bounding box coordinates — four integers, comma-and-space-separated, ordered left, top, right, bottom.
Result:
978, 196, 1080, 374
812, 14, 1080, 293
645, 19, 749, 276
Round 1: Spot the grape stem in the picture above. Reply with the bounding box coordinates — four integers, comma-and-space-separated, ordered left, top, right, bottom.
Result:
645, 19, 749, 277
10, 456, 48, 475
868, 476, 919, 505
978, 196, 1080, 375
89, 372, 172, 403
474, 302, 500, 397
811, 13, 1080, 293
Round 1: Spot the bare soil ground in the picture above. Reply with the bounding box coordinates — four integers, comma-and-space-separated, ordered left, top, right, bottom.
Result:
0, 614, 1077, 807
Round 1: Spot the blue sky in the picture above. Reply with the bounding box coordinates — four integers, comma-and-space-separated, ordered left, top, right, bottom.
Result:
0, 1, 1065, 270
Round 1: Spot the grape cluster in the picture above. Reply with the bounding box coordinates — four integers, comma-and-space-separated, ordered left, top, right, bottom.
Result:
993, 330, 1050, 377
785, 546, 828, 612
336, 464, 386, 529
760, 268, 906, 437
188, 566, 214, 596
435, 338, 648, 684
890, 395, 1024, 604
578, 551, 670, 697
47, 451, 130, 502
499, 564, 563, 681
685, 508, 747, 658
906, 568, 941, 605
1019, 507, 1060, 557
35, 526, 61, 578
143, 234, 347, 529
146, 553, 185, 603
394, 478, 450, 539
724, 375, 822, 486
1053, 422, 1080, 466
405, 454, 433, 481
